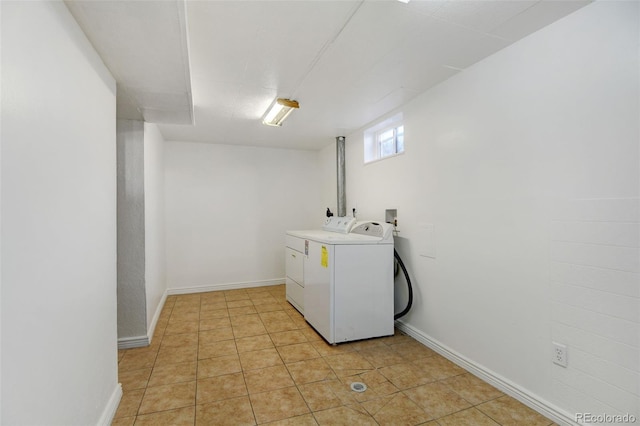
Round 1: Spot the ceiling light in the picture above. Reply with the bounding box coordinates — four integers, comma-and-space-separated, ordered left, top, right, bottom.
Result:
262, 98, 299, 127
397, 0, 410, 3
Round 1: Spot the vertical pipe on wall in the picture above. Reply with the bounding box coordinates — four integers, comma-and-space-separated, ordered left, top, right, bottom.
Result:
336, 136, 346, 217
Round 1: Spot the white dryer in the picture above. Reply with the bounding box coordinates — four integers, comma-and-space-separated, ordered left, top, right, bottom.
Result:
285, 217, 356, 314
286, 219, 394, 344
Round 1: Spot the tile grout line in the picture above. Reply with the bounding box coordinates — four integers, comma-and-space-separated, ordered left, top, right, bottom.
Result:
242, 292, 261, 425
117, 286, 554, 426
193, 296, 201, 426
138, 298, 171, 421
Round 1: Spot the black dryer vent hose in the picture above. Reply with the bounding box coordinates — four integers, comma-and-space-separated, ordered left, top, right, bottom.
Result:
394, 249, 413, 320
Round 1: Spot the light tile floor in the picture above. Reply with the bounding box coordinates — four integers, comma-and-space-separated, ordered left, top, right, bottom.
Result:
113, 285, 557, 425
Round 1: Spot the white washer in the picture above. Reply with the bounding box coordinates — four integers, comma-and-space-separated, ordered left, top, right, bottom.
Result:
286, 218, 394, 344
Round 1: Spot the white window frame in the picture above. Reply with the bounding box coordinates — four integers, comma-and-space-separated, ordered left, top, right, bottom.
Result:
364, 113, 404, 164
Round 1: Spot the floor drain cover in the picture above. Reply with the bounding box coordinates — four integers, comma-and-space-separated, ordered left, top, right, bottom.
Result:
350, 382, 367, 393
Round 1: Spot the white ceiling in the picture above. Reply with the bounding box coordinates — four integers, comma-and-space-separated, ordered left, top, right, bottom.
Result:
66, 0, 193, 124
66, 0, 590, 150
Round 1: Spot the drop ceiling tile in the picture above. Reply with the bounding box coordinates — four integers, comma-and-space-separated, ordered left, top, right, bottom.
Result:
369, 86, 421, 116
69, 1, 188, 88
190, 83, 239, 119
130, 91, 190, 109
143, 108, 192, 125
350, 42, 459, 102
300, 1, 423, 91
406, 16, 511, 70
188, 1, 357, 90
432, 0, 538, 34
72, 0, 591, 148
406, 0, 448, 17
490, 0, 591, 41
66, 0, 191, 123
231, 86, 279, 121
186, 2, 264, 83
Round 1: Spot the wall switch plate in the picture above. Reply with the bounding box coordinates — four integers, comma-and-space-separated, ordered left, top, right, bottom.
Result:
552, 342, 568, 367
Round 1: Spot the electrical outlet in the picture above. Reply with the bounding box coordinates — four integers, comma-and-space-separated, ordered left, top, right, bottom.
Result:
552, 342, 568, 367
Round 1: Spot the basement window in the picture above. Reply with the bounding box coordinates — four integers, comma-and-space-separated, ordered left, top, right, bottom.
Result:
364, 113, 404, 164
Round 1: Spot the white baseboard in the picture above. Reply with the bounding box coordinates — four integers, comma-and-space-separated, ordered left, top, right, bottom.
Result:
119, 281, 281, 349
394, 320, 579, 426
97, 383, 122, 426
117, 292, 168, 349
117, 335, 149, 350
146, 291, 168, 344
167, 278, 284, 295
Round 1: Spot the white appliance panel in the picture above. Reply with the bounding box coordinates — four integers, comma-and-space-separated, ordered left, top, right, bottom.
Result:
285, 235, 305, 313
303, 240, 334, 342
286, 219, 394, 344
285, 234, 306, 253
288, 229, 388, 245
285, 247, 304, 285
334, 244, 395, 342
285, 277, 304, 313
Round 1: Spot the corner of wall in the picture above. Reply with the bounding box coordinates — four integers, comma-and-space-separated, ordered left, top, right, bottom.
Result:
146, 290, 168, 344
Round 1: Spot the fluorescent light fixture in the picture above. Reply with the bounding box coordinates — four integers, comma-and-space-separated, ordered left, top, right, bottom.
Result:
262, 98, 299, 127
397, 0, 410, 3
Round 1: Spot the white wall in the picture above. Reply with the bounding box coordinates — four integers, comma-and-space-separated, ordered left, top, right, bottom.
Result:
117, 119, 147, 340
1, 3, 4, 419
144, 123, 166, 333
165, 141, 322, 291
319, 139, 339, 216
1, 1, 119, 424
321, 1, 638, 423
117, 120, 167, 345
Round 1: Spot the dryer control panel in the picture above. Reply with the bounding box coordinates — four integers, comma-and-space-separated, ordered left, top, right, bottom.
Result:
322, 216, 356, 234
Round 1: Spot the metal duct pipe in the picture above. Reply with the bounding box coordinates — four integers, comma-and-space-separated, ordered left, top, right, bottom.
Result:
336, 136, 346, 217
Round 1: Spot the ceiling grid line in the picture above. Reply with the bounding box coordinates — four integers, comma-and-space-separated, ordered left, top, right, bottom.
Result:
289, 0, 365, 99
65, 0, 591, 149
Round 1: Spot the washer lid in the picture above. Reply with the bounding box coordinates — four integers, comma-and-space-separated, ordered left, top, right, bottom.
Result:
286, 229, 391, 245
